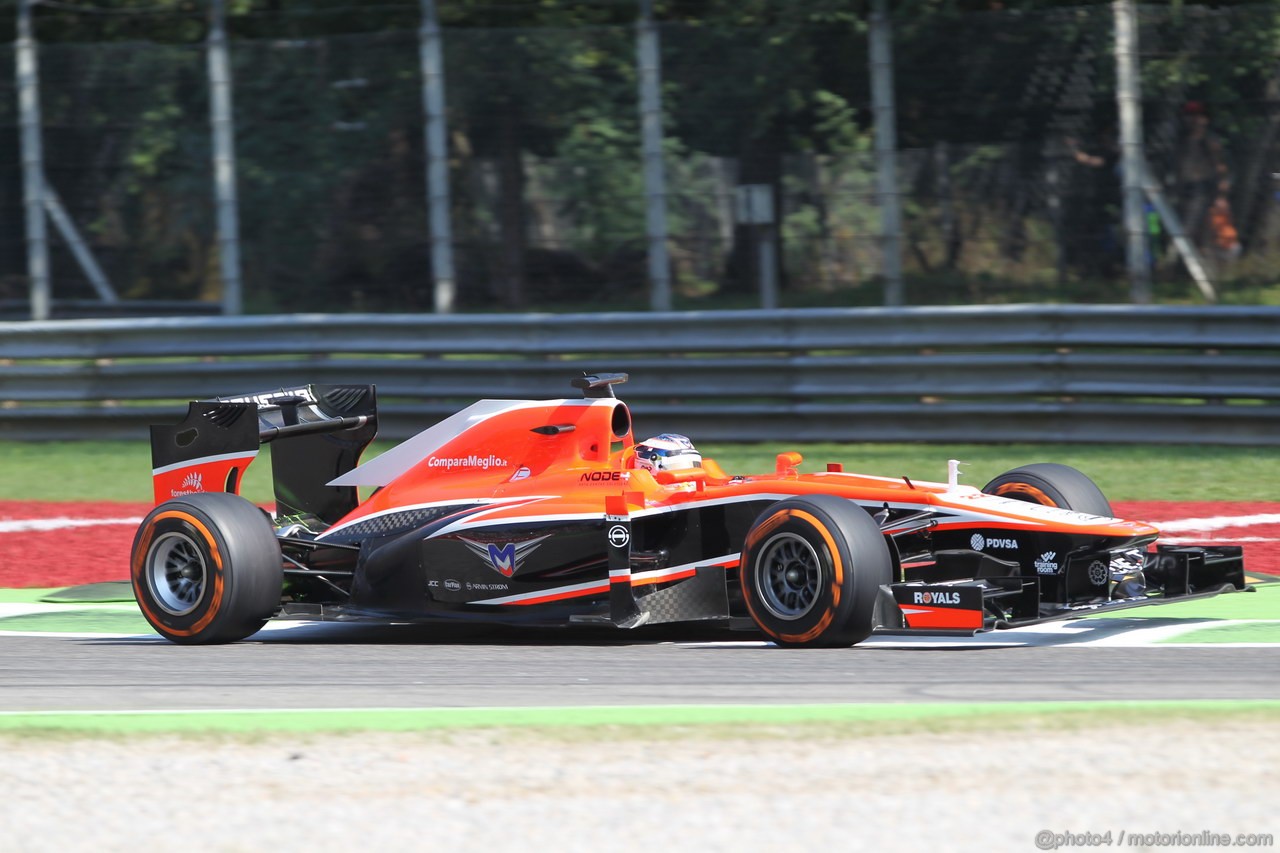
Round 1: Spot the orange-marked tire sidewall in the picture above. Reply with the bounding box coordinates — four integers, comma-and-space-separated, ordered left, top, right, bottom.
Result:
992, 483, 1056, 506
982, 464, 1113, 518
131, 509, 227, 641
741, 508, 847, 645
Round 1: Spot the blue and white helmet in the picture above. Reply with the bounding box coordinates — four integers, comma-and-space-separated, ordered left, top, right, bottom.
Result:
635, 433, 702, 473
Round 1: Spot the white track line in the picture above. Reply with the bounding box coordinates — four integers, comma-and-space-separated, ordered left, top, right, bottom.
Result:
0, 517, 142, 533
1156, 513, 1280, 533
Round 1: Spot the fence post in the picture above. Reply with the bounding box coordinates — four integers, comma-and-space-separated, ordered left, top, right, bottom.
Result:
869, 0, 904, 307
208, 0, 243, 315
43, 185, 117, 303
420, 0, 456, 314
1114, 0, 1152, 304
1140, 157, 1216, 302
637, 0, 672, 312
16, 0, 49, 321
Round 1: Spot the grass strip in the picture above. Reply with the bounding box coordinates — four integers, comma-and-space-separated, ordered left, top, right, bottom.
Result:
0, 609, 148, 634
1157, 622, 1280, 644
39, 581, 135, 603
0, 700, 1276, 737
0, 588, 65, 604
1085, 583, 1278, 621
5, 441, 1280, 502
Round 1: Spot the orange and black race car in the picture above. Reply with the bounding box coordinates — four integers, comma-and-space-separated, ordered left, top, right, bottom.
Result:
132, 373, 1247, 646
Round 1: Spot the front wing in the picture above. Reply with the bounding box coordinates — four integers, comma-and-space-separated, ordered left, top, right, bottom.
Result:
875, 543, 1249, 635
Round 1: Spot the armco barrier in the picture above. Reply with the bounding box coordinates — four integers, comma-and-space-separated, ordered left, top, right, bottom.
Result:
0, 304, 1277, 444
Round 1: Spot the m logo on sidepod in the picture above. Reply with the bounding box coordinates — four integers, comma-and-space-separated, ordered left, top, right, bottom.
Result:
459, 534, 552, 577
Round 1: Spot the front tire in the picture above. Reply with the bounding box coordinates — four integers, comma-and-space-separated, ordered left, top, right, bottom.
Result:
131, 492, 283, 644
981, 462, 1113, 516
740, 495, 891, 648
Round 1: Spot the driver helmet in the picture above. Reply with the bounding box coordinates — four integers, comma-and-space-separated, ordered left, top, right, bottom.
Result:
635, 433, 702, 473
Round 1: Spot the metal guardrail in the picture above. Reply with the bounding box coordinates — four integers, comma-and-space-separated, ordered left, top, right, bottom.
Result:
1, 305, 1277, 444
0, 299, 224, 322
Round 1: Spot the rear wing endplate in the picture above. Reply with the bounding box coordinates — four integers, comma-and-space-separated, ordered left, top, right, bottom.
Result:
149, 384, 378, 524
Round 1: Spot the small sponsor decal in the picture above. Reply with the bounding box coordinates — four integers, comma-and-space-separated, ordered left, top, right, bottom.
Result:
428, 454, 508, 472
428, 579, 439, 588
972, 534, 1018, 551
466, 581, 509, 592
912, 590, 962, 606
607, 524, 630, 548
1088, 560, 1109, 586
459, 534, 552, 577
580, 471, 624, 483
444, 579, 461, 591
170, 471, 205, 498
217, 387, 317, 407
1034, 551, 1059, 574
509, 466, 531, 482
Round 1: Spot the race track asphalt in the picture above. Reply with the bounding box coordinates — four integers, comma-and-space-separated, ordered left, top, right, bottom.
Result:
2, 621, 1278, 713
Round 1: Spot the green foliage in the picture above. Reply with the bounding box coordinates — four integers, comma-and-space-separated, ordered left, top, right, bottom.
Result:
11, 0, 1280, 310
809, 90, 868, 155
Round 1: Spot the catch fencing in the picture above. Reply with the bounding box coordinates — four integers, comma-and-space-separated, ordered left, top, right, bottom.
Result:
5, 3, 1280, 318
1, 304, 1276, 445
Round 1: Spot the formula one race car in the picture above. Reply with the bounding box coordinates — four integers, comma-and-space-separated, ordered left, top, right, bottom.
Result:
132, 374, 1247, 646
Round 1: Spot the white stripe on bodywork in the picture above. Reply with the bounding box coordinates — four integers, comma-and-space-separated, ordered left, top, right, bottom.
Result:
323, 482, 1165, 546
427, 500, 597, 537
428, 493, 793, 539
469, 554, 739, 605
629, 489, 1122, 532
929, 489, 1123, 529
632, 555, 738, 584
152, 450, 259, 477
467, 577, 608, 606
629, 492, 790, 518
328, 398, 612, 488
366, 492, 1036, 542
316, 497, 548, 540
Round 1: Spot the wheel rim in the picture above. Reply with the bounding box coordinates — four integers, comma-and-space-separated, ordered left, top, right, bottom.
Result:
146, 531, 208, 616
755, 532, 823, 621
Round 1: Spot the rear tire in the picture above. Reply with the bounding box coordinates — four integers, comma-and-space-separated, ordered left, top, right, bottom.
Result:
740, 495, 891, 648
131, 492, 283, 644
981, 462, 1113, 516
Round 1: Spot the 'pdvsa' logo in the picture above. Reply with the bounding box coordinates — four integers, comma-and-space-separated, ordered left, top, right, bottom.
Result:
971, 534, 1018, 551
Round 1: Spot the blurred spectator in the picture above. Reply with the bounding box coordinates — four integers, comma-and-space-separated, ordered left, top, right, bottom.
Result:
1064, 128, 1122, 277
1174, 101, 1230, 255
1209, 195, 1242, 261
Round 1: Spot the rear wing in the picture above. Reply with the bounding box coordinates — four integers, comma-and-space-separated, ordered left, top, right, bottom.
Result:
150, 384, 378, 525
